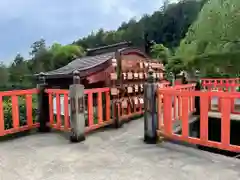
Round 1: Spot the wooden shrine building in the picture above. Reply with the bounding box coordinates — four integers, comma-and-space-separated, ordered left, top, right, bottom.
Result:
41, 41, 165, 89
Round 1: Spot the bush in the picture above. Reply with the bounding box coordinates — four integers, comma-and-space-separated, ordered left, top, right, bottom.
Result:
3, 95, 38, 129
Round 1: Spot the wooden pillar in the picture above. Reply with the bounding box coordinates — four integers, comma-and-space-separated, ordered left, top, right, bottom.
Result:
69, 70, 86, 142
37, 72, 51, 132
169, 72, 175, 86
144, 69, 158, 144
194, 72, 201, 116
113, 101, 122, 128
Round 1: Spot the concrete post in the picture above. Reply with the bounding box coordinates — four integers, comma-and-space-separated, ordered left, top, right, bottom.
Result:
144, 69, 158, 144
69, 70, 86, 142
37, 72, 51, 132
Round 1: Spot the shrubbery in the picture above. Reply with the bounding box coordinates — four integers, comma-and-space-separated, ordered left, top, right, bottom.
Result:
3, 95, 38, 129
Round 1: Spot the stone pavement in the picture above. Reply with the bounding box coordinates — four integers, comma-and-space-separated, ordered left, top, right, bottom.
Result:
0, 119, 239, 180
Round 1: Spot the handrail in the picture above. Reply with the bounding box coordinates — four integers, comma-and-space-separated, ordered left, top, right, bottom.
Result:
0, 89, 39, 136
157, 88, 240, 153
45, 87, 111, 132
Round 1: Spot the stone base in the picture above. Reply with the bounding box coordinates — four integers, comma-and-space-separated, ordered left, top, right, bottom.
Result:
144, 134, 158, 144
111, 116, 124, 129
38, 126, 51, 133
70, 134, 85, 143
113, 119, 124, 129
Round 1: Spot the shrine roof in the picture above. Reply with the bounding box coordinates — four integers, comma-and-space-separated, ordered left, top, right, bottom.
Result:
41, 42, 132, 79
44, 52, 115, 79
38, 41, 149, 79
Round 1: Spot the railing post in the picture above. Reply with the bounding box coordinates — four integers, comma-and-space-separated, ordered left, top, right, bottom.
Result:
144, 69, 158, 144
37, 72, 51, 132
169, 72, 175, 86
182, 72, 188, 84
69, 70, 86, 142
113, 101, 122, 128
194, 71, 201, 115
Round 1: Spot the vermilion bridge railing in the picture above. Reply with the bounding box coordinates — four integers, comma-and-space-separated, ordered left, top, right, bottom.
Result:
201, 78, 240, 114
157, 86, 240, 153
1, 82, 240, 153
45, 87, 112, 133
0, 88, 39, 136
0, 82, 170, 137
117, 81, 170, 121
201, 78, 240, 91
158, 84, 196, 124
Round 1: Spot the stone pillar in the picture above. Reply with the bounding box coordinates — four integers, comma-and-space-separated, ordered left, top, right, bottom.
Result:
37, 72, 51, 132
144, 69, 158, 144
69, 70, 86, 142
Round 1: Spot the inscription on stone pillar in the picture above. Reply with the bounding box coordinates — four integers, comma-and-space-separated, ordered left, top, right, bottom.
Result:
78, 97, 84, 113
71, 98, 76, 113
70, 97, 84, 114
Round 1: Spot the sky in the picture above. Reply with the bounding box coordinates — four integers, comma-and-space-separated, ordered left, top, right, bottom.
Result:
0, 0, 178, 63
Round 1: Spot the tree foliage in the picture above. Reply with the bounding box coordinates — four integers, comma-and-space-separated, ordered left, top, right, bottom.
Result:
176, 0, 240, 75
49, 43, 85, 70
75, 0, 202, 50
0, 62, 9, 86
150, 43, 170, 64
165, 57, 185, 78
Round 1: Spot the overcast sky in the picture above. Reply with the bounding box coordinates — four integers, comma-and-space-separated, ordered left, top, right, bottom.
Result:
0, 0, 178, 63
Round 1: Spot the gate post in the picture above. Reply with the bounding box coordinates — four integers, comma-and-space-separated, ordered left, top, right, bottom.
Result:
144, 69, 158, 144
37, 72, 51, 132
69, 70, 86, 143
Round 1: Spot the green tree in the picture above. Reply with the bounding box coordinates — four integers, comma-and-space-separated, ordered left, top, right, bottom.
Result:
176, 0, 240, 75
29, 38, 46, 56
150, 43, 170, 64
29, 39, 50, 73
50, 43, 85, 69
165, 57, 185, 79
177, 0, 240, 57
28, 39, 86, 73
75, 0, 203, 50
8, 54, 31, 88
0, 62, 9, 87
9, 54, 25, 81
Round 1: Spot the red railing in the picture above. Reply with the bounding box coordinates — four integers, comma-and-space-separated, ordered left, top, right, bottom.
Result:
0, 82, 170, 137
201, 78, 240, 114
158, 84, 196, 124
158, 89, 240, 153
202, 78, 240, 92
0, 89, 39, 136
84, 88, 111, 133
117, 82, 170, 121
45, 89, 70, 131
117, 97, 144, 121
45, 87, 112, 133
158, 81, 170, 88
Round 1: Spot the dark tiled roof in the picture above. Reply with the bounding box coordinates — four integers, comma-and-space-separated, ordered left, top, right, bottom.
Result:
86, 41, 132, 56
43, 42, 147, 79
45, 52, 115, 77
